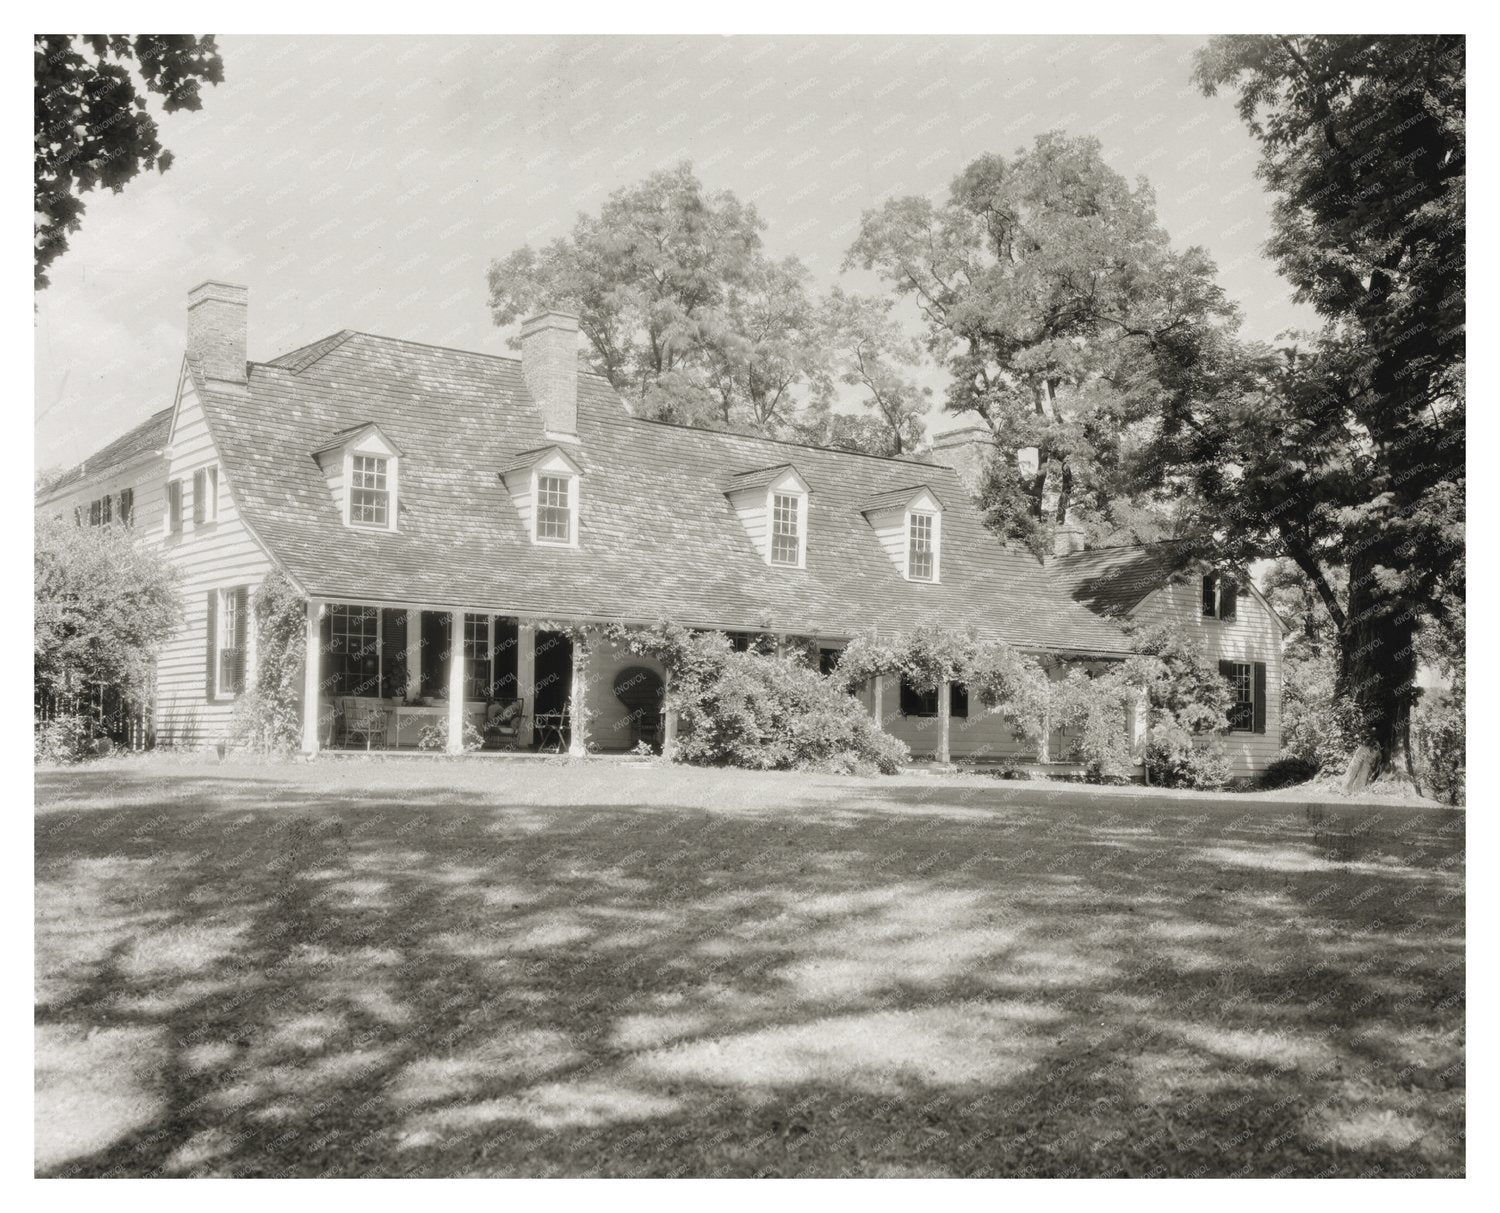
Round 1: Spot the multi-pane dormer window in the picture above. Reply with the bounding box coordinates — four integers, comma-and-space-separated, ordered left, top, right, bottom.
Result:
350, 455, 389, 528
908, 512, 935, 581
536, 473, 572, 543
771, 492, 801, 566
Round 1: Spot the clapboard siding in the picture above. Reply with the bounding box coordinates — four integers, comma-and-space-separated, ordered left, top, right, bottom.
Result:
1130, 579, 1283, 776
40, 462, 168, 542
582, 639, 667, 752
155, 375, 273, 748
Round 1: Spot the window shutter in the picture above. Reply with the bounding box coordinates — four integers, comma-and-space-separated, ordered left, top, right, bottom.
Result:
205, 591, 218, 699
1221, 582, 1238, 621
1202, 576, 1217, 616
192, 470, 206, 524
1253, 662, 1267, 733
89, 499, 101, 526
119, 487, 133, 526
232, 587, 249, 694
950, 682, 969, 719
168, 480, 182, 533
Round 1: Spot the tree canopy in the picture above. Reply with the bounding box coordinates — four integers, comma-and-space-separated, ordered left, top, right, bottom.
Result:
1176, 35, 1465, 786
846, 132, 1237, 553
34, 35, 224, 290
487, 163, 927, 453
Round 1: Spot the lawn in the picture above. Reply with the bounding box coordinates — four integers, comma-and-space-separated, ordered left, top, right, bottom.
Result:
35, 756, 1464, 1177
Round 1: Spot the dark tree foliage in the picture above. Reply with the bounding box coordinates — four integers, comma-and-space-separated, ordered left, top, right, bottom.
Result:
847, 133, 1237, 552
34, 34, 224, 289
1182, 36, 1465, 788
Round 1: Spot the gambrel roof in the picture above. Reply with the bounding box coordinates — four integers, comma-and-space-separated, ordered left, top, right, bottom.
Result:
185, 330, 1135, 655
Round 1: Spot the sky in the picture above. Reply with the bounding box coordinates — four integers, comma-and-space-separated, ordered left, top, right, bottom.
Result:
34, 33, 1316, 470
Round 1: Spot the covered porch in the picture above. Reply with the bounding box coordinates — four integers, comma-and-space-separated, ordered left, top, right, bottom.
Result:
300, 601, 670, 757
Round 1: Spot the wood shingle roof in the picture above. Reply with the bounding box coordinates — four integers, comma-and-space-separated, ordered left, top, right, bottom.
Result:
192, 331, 1134, 655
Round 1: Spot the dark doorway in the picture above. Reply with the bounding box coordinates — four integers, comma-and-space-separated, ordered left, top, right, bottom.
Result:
533, 630, 573, 717
419, 611, 452, 699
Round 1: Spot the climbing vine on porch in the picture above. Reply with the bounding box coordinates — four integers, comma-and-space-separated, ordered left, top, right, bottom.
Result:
229, 568, 306, 753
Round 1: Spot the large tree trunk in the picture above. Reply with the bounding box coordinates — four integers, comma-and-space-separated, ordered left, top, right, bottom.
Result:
1339, 548, 1419, 794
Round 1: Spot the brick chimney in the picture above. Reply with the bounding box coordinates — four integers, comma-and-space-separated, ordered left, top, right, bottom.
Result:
1053, 520, 1086, 558
187, 281, 248, 385
520, 310, 580, 439
930, 425, 993, 496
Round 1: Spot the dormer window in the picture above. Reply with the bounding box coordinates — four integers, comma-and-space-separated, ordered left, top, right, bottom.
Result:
725, 464, 810, 569
350, 455, 390, 528
771, 492, 803, 566
861, 485, 944, 582
536, 473, 573, 544
499, 445, 583, 547
908, 512, 935, 580
311, 422, 402, 533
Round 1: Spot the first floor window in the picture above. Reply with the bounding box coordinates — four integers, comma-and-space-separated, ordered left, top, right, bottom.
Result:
771, 492, 801, 565
536, 474, 571, 542
118, 487, 133, 527
819, 647, 841, 677
208, 586, 249, 698
329, 605, 380, 696
88, 498, 102, 527
908, 512, 935, 580
350, 455, 389, 527
464, 613, 493, 701
1223, 660, 1255, 731
899, 677, 968, 718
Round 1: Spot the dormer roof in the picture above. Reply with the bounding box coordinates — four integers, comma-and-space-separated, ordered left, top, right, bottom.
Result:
860, 484, 943, 516
724, 463, 809, 495
310, 420, 403, 460
497, 444, 584, 488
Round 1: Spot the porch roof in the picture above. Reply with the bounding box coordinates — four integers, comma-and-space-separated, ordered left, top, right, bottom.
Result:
191, 333, 1134, 656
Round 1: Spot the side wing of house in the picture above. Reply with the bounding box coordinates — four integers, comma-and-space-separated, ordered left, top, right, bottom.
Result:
1130, 577, 1284, 777
154, 363, 276, 748
38, 459, 168, 541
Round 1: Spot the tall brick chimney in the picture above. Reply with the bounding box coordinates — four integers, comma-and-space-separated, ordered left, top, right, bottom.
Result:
520, 310, 580, 439
930, 425, 993, 496
187, 281, 248, 385
1053, 521, 1087, 558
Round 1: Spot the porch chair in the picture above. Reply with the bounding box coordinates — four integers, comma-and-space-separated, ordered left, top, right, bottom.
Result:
483, 697, 525, 751
342, 698, 389, 750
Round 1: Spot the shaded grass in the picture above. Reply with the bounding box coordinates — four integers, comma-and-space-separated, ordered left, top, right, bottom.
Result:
35, 757, 1464, 1177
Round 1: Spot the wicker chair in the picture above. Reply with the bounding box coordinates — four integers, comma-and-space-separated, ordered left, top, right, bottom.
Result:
340, 698, 389, 750
483, 697, 525, 750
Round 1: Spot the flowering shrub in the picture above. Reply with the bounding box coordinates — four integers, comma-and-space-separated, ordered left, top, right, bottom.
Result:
34, 713, 96, 764
416, 717, 484, 753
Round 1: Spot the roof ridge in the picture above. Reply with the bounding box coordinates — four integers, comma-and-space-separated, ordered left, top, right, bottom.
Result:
617, 412, 954, 472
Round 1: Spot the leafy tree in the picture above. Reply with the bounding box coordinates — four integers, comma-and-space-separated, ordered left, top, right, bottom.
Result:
846, 132, 1236, 550
34, 514, 180, 710
1184, 35, 1465, 790
488, 163, 813, 434
34, 35, 224, 289
802, 289, 930, 456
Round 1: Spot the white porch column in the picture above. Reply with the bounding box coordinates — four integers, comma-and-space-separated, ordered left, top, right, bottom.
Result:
568, 631, 589, 757
446, 611, 466, 754
1132, 686, 1150, 767
871, 673, 885, 728
517, 621, 536, 746
661, 667, 678, 760
301, 599, 324, 754
405, 609, 421, 701
937, 678, 952, 765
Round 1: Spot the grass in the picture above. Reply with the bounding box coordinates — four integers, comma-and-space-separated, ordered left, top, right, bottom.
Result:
35, 755, 1464, 1177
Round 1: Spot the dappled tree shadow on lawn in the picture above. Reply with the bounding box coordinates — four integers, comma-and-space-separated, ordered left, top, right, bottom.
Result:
35, 762, 1464, 1177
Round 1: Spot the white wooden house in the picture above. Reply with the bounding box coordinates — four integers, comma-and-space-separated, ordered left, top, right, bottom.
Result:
37, 281, 1283, 774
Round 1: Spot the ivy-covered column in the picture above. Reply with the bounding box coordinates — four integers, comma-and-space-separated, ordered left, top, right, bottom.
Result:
937, 677, 952, 765
661, 666, 677, 760
568, 628, 590, 757
301, 599, 323, 755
